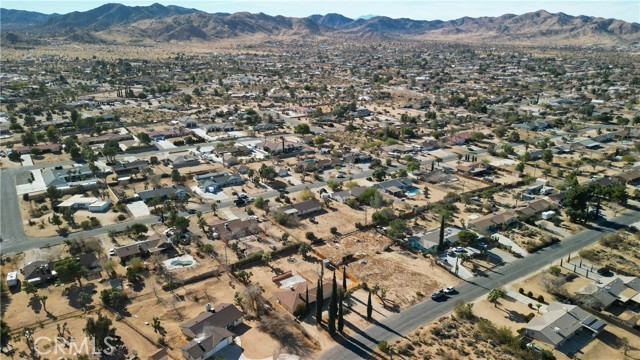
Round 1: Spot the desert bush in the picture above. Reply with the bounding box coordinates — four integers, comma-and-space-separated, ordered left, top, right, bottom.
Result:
518, 288, 524, 294
527, 291, 533, 298
377, 340, 391, 354
537, 295, 545, 303
578, 248, 598, 262
548, 265, 562, 276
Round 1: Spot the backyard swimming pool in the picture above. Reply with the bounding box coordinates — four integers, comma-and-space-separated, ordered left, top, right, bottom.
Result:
406, 187, 421, 196
163, 255, 197, 270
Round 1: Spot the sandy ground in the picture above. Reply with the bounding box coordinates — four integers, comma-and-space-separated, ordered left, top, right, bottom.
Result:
316, 231, 459, 309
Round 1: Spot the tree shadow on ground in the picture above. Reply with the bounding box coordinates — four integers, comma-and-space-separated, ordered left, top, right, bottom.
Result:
64, 283, 96, 309
28, 295, 41, 313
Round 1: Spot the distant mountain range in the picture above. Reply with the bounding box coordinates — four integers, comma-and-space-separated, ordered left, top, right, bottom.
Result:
2, 3, 639, 45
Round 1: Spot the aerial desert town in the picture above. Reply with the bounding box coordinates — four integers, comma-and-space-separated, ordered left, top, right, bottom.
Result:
1, 2, 640, 360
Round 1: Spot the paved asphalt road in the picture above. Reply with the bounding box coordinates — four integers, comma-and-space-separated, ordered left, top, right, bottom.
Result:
319, 207, 640, 360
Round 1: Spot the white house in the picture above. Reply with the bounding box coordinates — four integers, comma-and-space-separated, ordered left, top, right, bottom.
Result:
57, 195, 112, 213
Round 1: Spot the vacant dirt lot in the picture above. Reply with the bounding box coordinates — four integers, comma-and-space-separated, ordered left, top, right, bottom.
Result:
315, 231, 458, 309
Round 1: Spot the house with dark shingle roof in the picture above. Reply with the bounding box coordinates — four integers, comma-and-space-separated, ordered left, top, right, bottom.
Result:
135, 186, 187, 202
114, 237, 173, 262
576, 276, 640, 309
374, 178, 412, 197
180, 304, 242, 360
210, 218, 260, 241
21, 261, 55, 283
275, 199, 322, 216
331, 186, 368, 203
194, 172, 244, 193
468, 210, 517, 232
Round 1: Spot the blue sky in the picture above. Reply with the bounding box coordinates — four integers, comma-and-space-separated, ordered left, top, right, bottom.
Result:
3, 1, 639, 23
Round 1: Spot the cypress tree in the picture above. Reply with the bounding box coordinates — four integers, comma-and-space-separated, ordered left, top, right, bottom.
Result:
367, 290, 373, 321
305, 285, 309, 313
438, 214, 446, 251
328, 271, 338, 335
342, 266, 347, 291
337, 293, 344, 332
315, 278, 322, 324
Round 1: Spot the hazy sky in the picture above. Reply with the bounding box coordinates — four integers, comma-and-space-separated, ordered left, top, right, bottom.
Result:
3, 0, 639, 23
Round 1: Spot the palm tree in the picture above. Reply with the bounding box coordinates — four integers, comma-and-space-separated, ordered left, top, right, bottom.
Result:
487, 287, 506, 307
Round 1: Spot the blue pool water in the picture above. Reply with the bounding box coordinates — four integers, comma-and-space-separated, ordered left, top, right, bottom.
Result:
406, 187, 420, 196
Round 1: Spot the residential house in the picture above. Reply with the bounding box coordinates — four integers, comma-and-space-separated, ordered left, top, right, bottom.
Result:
195, 172, 244, 193
444, 132, 471, 145
421, 169, 454, 184
331, 186, 368, 203
166, 154, 200, 169
203, 122, 235, 133
613, 166, 640, 185
14, 143, 62, 155
515, 199, 557, 218
550, 145, 573, 154
256, 140, 304, 155
79, 133, 133, 146
571, 139, 601, 150
276, 199, 323, 216
381, 144, 413, 157
343, 152, 372, 163
592, 133, 616, 143
254, 122, 276, 132
212, 145, 250, 158
273, 166, 289, 177
57, 194, 112, 212
181, 303, 243, 337
420, 139, 441, 151
41, 165, 98, 189
407, 226, 466, 252
177, 116, 199, 128
295, 158, 341, 172
576, 276, 640, 309
524, 302, 606, 349
135, 186, 187, 202
221, 154, 239, 166
114, 237, 173, 263
467, 210, 517, 232
111, 160, 150, 175
149, 129, 182, 140
457, 163, 490, 177
273, 278, 334, 314
148, 349, 168, 360
513, 120, 548, 131
21, 261, 55, 284
374, 178, 413, 197
526, 149, 544, 160
180, 304, 243, 360
211, 219, 261, 241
